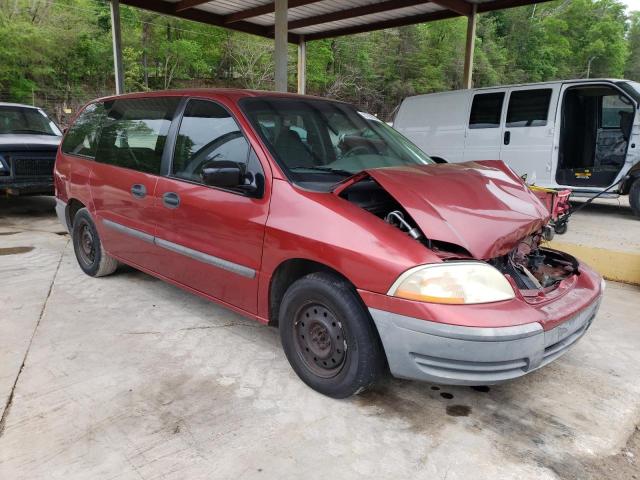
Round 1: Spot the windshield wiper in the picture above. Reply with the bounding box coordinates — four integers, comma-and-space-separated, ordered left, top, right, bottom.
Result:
289, 166, 353, 177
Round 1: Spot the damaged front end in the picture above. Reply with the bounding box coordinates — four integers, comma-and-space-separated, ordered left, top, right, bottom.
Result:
335, 162, 580, 299
489, 234, 579, 294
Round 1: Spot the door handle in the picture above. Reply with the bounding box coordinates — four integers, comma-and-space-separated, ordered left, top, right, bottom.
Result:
504, 130, 511, 145
162, 192, 180, 209
131, 184, 147, 199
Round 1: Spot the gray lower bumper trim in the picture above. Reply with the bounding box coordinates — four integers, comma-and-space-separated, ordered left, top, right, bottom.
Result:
369, 299, 601, 385
101, 218, 255, 279
55, 198, 68, 232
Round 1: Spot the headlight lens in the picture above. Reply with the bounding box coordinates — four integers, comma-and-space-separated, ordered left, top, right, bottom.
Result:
388, 262, 515, 304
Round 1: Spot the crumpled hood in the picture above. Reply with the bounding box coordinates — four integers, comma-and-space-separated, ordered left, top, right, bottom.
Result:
340, 161, 550, 259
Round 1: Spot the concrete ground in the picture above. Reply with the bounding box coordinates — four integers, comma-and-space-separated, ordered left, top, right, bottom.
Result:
561, 197, 638, 254
1, 196, 639, 480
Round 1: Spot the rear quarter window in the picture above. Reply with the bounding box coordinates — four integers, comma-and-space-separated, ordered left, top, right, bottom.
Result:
61, 103, 107, 158
94, 97, 179, 175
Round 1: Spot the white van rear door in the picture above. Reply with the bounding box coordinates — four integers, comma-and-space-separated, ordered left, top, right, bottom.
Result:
463, 90, 506, 161
500, 86, 559, 185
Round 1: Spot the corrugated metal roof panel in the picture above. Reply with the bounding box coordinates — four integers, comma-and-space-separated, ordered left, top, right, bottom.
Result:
288, 4, 444, 35
121, 0, 553, 41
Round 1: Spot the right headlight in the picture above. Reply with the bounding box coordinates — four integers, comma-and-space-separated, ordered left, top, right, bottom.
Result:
388, 261, 515, 305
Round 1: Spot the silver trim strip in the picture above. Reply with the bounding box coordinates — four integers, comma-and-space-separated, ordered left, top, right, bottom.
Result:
154, 237, 255, 279
101, 219, 255, 279
103, 219, 154, 244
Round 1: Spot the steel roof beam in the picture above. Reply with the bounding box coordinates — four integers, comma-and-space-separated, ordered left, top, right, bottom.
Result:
429, 0, 472, 16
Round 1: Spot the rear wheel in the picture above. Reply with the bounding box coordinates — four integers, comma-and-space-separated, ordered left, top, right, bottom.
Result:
279, 272, 384, 398
71, 208, 118, 277
630, 179, 640, 218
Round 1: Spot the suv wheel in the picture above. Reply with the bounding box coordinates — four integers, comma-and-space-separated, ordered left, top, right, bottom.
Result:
630, 179, 640, 218
279, 272, 384, 398
71, 208, 118, 277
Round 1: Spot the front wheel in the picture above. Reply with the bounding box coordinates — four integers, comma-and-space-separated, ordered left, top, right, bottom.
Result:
279, 272, 385, 398
630, 179, 640, 218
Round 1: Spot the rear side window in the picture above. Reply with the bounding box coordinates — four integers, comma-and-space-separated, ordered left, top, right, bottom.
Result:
61, 103, 107, 158
506, 89, 552, 127
172, 99, 250, 183
469, 93, 504, 129
95, 97, 179, 174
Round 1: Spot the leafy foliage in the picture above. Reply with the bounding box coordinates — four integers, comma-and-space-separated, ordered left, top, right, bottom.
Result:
0, 0, 637, 123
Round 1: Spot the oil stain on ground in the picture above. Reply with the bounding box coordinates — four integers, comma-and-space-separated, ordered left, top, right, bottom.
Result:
446, 405, 472, 417
0, 246, 34, 255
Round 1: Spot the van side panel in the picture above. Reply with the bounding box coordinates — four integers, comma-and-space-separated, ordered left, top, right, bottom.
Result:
394, 92, 470, 162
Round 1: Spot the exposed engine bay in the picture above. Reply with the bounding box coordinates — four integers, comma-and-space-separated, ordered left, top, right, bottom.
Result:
340, 177, 578, 292
489, 235, 579, 291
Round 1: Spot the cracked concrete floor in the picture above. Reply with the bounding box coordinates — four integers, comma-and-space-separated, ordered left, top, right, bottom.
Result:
1, 196, 639, 480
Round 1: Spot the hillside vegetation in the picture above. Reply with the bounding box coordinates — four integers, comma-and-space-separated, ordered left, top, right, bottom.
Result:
1, 0, 639, 123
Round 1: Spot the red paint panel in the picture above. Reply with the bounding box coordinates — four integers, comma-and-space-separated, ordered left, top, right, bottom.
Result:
152, 176, 269, 313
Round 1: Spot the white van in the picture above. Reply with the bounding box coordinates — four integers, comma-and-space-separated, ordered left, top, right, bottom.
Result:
393, 79, 640, 217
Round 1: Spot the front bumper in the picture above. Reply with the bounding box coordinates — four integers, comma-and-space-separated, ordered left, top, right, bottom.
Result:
369, 297, 601, 385
0, 179, 54, 195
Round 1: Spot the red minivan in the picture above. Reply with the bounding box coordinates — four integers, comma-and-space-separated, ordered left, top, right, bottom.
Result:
54, 90, 603, 398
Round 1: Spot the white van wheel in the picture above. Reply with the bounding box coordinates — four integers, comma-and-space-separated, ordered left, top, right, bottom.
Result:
630, 179, 640, 218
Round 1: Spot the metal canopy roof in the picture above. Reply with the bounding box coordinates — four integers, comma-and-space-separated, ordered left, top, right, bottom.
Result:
119, 0, 554, 43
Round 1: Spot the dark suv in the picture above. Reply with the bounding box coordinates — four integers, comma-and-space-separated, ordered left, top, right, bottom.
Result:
0, 102, 62, 195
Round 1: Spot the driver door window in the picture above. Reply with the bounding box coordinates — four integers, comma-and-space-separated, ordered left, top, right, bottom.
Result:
172, 99, 249, 183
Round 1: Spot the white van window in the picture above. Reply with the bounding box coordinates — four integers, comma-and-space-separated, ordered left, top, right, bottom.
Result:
601, 94, 634, 129
469, 93, 504, 129
506, 89, 552, 128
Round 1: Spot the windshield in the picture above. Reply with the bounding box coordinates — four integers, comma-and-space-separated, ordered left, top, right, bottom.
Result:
240, 97, 432, 186
0, 106, 61, 136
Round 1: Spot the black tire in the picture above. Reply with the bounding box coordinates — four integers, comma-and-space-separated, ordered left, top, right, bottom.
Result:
71, 208, 118, 277
279, 272, 385, 398
630, 179, 640, 218
554, 221, 568, 235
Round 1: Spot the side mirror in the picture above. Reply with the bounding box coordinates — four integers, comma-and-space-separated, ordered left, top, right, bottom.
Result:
201, 160, 244, 188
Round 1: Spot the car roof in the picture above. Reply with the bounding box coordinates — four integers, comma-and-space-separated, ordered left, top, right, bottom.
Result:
90, 88, 344, 105
0, 102, 41, 109
474, 78, 627, 91
404, 78, 630, 101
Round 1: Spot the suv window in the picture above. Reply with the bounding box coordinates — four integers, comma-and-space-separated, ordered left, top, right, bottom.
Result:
506, 89, 552, 128
95, 97, 179, 174
61, 103, 107, 158
172, 99, 250, 183
469, 92, 504, 129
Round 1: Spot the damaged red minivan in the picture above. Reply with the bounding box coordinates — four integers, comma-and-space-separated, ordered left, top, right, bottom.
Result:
54, 90, 604, 398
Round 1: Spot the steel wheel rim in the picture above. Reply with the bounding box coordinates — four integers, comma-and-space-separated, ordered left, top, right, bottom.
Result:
293, 303, 347, 378
78, 221, 96, 266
